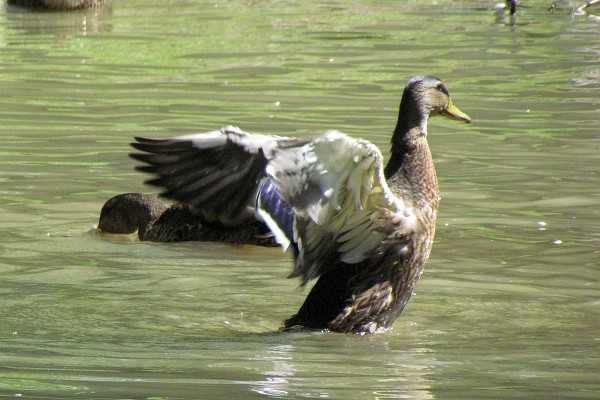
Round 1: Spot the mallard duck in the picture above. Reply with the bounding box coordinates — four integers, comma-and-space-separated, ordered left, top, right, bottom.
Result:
98, 192, 277, 244
7, 0, 103, 10
128, 76, 471, 333
98, 193, 169, 237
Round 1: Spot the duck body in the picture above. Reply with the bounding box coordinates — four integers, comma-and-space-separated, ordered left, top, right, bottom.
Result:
8, 0, 103, 10
98, 193, 276, 245
127, 76, 471, 333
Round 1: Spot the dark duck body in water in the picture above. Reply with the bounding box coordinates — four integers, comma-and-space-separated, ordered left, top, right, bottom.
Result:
124, 76, 471, 334
98, 193, 276, 245
7, 0, 103, 10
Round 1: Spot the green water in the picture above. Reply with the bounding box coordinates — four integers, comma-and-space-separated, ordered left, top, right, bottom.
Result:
0, 0, 598, 398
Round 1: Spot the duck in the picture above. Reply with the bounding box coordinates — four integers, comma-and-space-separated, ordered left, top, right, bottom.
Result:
7, 0, 103, 10
127, 76, 471, 334
98, 192, 277, 245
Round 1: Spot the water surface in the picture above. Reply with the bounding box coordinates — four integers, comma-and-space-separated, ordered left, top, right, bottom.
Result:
0, 0, 598, 398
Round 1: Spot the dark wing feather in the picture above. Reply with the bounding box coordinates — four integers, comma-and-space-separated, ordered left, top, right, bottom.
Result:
130, 127, 290, 226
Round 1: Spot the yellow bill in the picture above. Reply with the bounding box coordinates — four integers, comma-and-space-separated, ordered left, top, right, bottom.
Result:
442, 99, 472, 123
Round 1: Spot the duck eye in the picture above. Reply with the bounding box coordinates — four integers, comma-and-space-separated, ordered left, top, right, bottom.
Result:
436, 83, 449, 95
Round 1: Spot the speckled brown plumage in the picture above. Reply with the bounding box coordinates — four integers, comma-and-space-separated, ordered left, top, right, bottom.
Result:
284, 76, 470, 333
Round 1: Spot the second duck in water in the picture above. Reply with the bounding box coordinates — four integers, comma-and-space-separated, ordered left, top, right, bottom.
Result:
120, 76, 471, 334
98, 192, 276, 245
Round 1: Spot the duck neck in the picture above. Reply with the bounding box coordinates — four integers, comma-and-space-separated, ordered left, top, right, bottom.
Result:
384, 113, 440, 211
385, 89, 428, 177
384, 122, 426, 176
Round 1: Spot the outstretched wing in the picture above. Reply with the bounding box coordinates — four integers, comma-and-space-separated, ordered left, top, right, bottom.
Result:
131, 126, 305, 226
267, 130, 415, 285
131, 127, 415, 286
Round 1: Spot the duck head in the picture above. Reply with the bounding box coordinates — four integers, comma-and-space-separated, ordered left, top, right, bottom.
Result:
394, 76, 471, 140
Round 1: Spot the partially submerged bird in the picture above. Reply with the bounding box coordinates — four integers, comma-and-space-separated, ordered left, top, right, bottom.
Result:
98, 192, 276, 245
128, 76, 471, 333
7, 0, 103, 10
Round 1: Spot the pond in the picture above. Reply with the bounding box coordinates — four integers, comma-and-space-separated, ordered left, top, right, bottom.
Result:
0, 0, 598, 398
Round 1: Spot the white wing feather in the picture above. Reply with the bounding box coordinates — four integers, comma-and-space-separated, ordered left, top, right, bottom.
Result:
266, 130, 414, 283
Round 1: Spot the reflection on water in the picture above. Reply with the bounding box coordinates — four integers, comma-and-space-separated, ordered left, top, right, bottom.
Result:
251, 338, 436, 399
0, 0, 598, 398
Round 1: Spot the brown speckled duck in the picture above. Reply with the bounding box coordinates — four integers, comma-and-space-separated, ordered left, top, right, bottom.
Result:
115, 76, 471, 334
